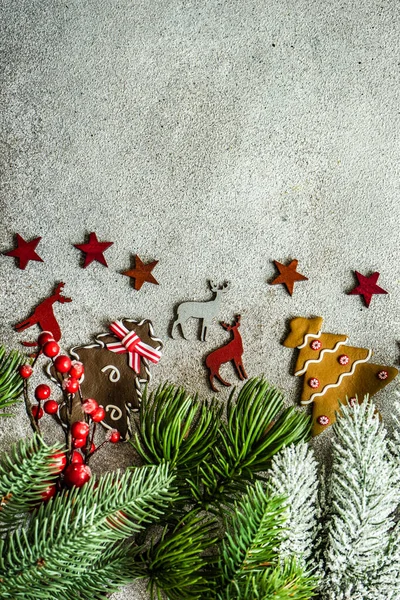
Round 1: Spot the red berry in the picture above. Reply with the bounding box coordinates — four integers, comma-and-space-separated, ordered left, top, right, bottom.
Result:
62, 377, 79, 394
82, 398, 98, 414
72, 437, 86, 449
40, 483, 57, 502
35, 384, 51, 400
109, 431, 121, 443
43, 341, 60, 358
71, 421, 90, 439
90, 442, 96, 454
31, 405, 44, 419
71, 450, 84, 464
43, 399, 59, 415
49, 451, 67, 473
91, 406, 106, 423
63, 464, 91, 488
19, 364, 33, 379
69, 361, 84, 379
54, 354, 72, 374
38, 331, 54, 346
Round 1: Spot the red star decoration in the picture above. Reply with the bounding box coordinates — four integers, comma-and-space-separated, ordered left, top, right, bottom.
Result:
348, 271, 388, 308
74, 232, 113, 268
123, 255, 159, 291
270, 259, 308, 296
4, 234, 44, 270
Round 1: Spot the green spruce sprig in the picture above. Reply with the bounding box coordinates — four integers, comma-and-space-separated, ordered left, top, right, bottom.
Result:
0, 433, 64, 533
133, 378, 311, 513
0, 435, 175, 599
0, 346, 26, 416
140, 513, 218, 600
216, 481, 317, 600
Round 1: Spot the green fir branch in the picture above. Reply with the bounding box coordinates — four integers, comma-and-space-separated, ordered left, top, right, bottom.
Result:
133, 379, 311, 513
141, 512, 218, 600
60, 542, 146, 600
216, 480, 316, 600
0, 463, 174, 598
133, 384, 222, 471
217, 481, 285, 587
217, 559, 317, 600
0, 347, 26, 416
200, 378, 311, 507
0, 434, 65, 533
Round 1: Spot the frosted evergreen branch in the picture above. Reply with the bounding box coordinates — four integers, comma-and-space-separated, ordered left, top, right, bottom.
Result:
323, 399, 399, 598
388, 397, 400, 478
268, 443, 319, 568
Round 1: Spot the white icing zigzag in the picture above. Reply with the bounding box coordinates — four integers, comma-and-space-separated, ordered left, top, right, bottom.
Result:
301, 349, 373, 405
295, 338, 349, 376
297, 331, 322, 349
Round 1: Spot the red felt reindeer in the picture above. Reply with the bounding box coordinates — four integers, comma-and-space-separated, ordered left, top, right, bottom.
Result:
205, 314, 248, 392
15, 282, 72, 347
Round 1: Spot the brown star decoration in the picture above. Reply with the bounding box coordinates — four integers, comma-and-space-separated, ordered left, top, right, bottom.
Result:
270, 259, 308, 296
123, 255, 159, 291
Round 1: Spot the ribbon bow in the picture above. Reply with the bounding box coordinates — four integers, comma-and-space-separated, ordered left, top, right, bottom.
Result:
106, 320, 161, 374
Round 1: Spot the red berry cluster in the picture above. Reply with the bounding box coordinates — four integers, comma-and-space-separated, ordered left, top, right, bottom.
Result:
18, 331, 121, 495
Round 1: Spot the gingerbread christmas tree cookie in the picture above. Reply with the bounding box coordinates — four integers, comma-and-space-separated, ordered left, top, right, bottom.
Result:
284, 316, 398, 435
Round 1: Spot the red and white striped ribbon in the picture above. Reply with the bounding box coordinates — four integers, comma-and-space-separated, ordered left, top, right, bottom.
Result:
106, 320, 161, 374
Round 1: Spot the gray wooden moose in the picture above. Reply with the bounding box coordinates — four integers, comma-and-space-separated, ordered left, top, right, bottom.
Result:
171, 280, 230, 341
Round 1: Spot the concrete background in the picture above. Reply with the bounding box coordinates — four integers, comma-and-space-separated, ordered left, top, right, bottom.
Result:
1, 1, 400, 597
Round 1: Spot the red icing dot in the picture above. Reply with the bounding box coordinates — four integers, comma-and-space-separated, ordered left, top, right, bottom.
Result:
348, 397, 357, 407
377, 370, 388, 380
338, 354, 350, 365
309, 378, 320, 389
310, 340, 322, 351
317, 415, 330, 426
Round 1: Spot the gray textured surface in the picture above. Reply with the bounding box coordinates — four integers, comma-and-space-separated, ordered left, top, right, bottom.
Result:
1, 1, 400, 597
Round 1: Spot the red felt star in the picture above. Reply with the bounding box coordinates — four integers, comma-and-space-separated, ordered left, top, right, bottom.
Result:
4, 234, 44, 270
348, 271, 388, 308
74, 232, 113, 268
123, 255, 159, 291
270, 259, 308, 296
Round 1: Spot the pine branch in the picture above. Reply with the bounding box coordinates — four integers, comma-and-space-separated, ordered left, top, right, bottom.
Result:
217, 559, 317, 600
140, 512, 218, 600
132, 384, 223, 470
216, 481, 316, 599
0, 434, 65, 533
217, 481, 284, 588
200, 378, 311, 507
0, 346, 26, 416
0, 463, 174, 598
268, 443, 319, 569
323, 399, 399, 597
60, 542, 146, 600
133, 379, 311, 512
3, 543, 145, 600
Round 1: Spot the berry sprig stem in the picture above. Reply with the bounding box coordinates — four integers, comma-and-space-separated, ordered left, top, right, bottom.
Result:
22, 379, 40, 435
17, 331, 121, 493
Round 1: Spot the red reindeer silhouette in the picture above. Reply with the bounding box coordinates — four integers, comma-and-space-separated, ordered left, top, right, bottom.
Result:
15, 282, 72, 347
205, 315, 248, 392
